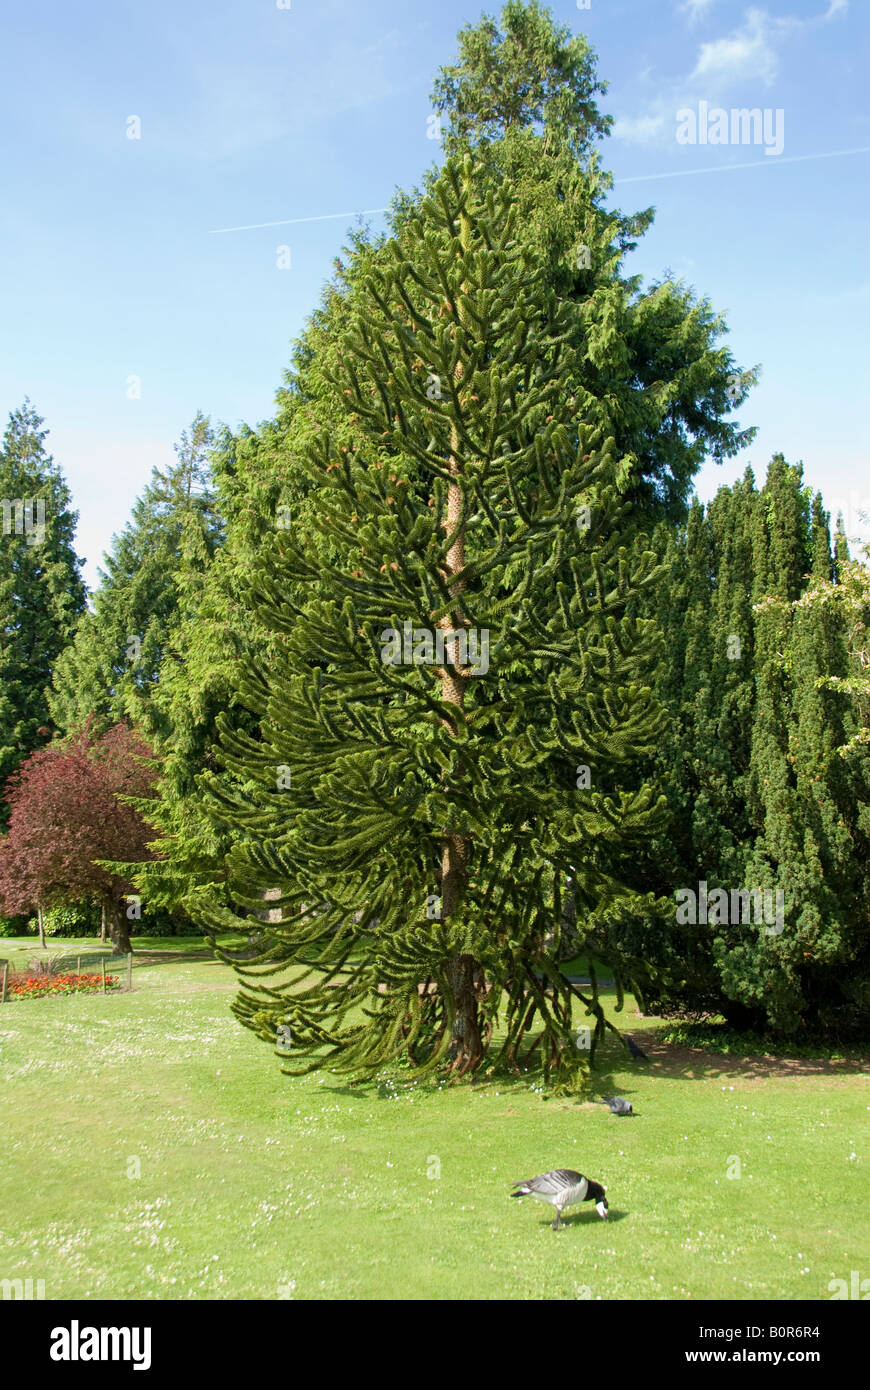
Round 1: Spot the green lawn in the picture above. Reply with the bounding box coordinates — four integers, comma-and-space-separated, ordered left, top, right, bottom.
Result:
0, 941, 867, 1300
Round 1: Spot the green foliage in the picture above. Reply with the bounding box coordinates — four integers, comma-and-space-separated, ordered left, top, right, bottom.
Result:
49, 413, 222, 744
427, 0, 757, 524
431, 0, 612, 159
0, 400, 87, 825
192, 156, 668, 1085
134, 2, 755, 939
619, 459, 870, 1036
26, 902, 100, 937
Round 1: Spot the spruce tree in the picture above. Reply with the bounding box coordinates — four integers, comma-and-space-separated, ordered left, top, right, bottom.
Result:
0, 401, 86, 825
196, 157, 667, 1083
49, 413, 221, 743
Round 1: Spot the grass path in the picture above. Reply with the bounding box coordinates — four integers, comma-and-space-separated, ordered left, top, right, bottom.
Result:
0, 944, 867, 1300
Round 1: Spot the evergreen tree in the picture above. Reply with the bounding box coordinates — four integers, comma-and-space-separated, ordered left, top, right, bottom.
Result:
49, 413, 222, 743
133, 1, 758, 1004
195, 157, 668, 1083
618, 458, 870, 1035
431, 0, 611, 160
738, 501, 870, 1033
428, 0, 758, 523
125, 233, 432, 921
0, 401, 86, 825
598, 477, 759, 1013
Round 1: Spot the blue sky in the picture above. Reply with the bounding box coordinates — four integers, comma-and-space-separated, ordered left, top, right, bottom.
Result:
1, 0, 867, 590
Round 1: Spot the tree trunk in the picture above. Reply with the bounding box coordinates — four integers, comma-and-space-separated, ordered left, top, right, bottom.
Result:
100, 903, 106, 944
104, 896, 132, 955
439, 188, 483, 1076
37, 904, 45, 950
442, 832, 483, 1074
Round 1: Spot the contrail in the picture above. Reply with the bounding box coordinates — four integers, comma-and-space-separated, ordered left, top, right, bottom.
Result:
613, 145, 870, 184
209, 207, 390, 234
207, 145, 870, 234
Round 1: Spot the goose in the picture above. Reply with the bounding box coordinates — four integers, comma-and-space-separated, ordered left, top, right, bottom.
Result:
510, 1169, 608, 1229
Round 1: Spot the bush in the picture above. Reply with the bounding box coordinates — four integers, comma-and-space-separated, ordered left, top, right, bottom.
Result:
21, 901, 197, 938
0, 913, 28, 938
25, 902, 101, 938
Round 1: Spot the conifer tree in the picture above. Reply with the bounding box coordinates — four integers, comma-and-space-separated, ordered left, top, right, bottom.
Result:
49, 413, 221, 744
196, 157, 667, 1082
618, 458, 870, 1034
741, 490, 870, 1032
143, 1, 756, 947
429, 0, 757, 523
0, 401, 86, 825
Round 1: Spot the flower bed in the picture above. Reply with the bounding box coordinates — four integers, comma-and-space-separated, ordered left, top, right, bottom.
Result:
6, 970, 120, 999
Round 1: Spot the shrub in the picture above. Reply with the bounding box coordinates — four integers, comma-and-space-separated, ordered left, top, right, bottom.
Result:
25, 902, 101, 938
0, 913, 28, 938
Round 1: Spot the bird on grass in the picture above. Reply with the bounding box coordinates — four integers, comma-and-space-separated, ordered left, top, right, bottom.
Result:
511, 1170, 609, 1230
602, 1096, 633, 1115
626, 1035, 648, 1061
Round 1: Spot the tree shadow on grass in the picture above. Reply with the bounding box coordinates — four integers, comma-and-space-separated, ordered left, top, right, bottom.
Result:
630, 1032, 869, 1081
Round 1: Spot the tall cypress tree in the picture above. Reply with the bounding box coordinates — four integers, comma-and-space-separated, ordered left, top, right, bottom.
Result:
0, 401, 86, 825
195, 157, 667, 1083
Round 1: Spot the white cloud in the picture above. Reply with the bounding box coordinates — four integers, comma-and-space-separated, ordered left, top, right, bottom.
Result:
612, 111, 669, 143
691, 9, 778, 87
615, 2, 849, 149
679, 0, 718, 24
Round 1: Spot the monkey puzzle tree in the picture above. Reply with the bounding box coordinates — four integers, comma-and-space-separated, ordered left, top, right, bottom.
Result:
195, 156, 668, 1082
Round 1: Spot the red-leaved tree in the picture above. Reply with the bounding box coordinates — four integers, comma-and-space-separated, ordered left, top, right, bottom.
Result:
0, 722, 157, 953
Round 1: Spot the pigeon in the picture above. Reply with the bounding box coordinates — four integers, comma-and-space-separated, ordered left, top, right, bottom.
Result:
602, 1096, 633, 1115
626, 1035, 648, 1061
511, 1169, 609, 1229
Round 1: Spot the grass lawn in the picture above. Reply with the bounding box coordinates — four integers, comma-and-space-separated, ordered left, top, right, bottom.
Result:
0, 940, 867, 1301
